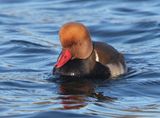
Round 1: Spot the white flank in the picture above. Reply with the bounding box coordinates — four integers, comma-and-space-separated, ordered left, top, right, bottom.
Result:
106, 62, 125, 77
94, 50, 99, 62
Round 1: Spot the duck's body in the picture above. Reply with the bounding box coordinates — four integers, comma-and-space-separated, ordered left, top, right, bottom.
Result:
93, 42, 127, 77
53, 22, 127, 78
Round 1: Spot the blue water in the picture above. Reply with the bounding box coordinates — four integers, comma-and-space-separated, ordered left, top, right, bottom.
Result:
0, 0, 160, 117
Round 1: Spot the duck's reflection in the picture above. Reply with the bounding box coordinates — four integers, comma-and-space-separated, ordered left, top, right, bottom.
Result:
57, 78, 115, 110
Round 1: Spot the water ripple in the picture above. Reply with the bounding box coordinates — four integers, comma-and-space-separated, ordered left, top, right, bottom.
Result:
0, 0, 160, 117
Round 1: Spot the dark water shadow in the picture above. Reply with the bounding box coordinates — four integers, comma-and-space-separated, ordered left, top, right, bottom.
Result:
48, 76, 117, 110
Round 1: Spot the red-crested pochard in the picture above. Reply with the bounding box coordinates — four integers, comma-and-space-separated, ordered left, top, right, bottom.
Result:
53, 22, 127, 78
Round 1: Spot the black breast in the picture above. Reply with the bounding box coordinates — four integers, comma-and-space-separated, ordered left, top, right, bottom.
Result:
53, 51, 111, 79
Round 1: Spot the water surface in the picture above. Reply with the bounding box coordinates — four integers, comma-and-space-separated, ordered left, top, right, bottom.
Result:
0, 0, 160, 117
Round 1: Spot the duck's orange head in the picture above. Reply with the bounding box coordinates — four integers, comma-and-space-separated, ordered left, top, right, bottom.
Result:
55, 22, 93, 68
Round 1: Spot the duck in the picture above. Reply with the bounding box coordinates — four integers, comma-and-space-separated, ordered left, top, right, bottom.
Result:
53, 22, 127, 78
